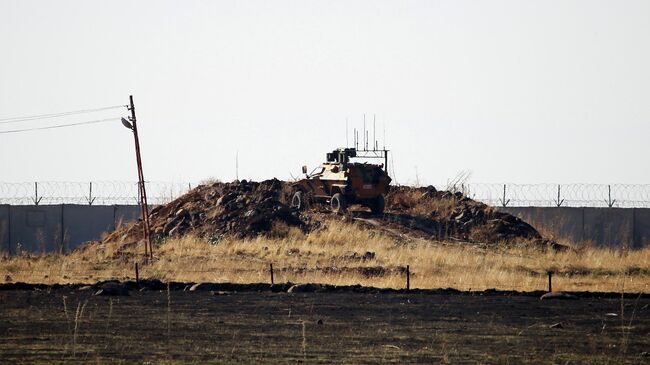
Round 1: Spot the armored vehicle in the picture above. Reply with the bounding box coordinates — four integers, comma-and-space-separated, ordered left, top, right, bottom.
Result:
291, 148, 391, 214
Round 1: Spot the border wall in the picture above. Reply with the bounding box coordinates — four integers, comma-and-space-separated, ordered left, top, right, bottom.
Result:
1, 205, 649, 254
0, 205, 141, 255
498, 207, 649, 249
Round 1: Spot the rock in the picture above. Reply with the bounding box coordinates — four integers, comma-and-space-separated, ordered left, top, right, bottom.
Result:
287, 283, 321, 293
78, 285, 93, 291
189, 283, 203, 291
540, 292, 577, 300
175, 208, 187, 217
641, 352, 649, 357
168, 225, 180, 236
549, 322, 563, 329
94, 282, 129, 296
211, 291, 232, 296
316, 319, 323, 325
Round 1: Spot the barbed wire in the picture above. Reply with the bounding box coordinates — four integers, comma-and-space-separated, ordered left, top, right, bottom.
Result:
465, 183, 650, 208
1, 182, 650, 207
0, 181, 194, 205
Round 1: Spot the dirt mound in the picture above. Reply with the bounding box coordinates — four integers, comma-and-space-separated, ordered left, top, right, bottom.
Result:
103, 179, 306, 243
103, 180, 554, 248
385, 185, 543, 243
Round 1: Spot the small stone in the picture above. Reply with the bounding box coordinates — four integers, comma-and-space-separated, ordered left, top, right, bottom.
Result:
94, 282, 129, 296
316, 319, 323, 325
211, 291, 232, 296
540, 292, 577, 300
287, 284, 321, 293
640, 352, 649, 357
175, 208, 187, 217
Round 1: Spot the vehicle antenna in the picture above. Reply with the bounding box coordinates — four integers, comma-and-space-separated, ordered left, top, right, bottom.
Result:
373, 114, 376, 151
346, 118, 349, 148
363, 114, 366, 151
366, 130, 369, 150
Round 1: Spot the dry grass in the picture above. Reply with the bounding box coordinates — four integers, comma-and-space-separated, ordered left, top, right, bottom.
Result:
389, 189, 461, 218
1, 220, 649, 292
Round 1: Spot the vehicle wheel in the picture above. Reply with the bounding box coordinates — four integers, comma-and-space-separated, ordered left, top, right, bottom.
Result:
330, 193, 347, 214
370, 195, 385, 215
291, 191, 304, 211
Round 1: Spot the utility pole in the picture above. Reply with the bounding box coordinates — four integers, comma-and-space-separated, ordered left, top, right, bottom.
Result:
123, 95, 153, 260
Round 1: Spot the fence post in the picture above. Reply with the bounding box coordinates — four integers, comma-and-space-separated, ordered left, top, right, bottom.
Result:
270, 263, 274, 285
406, 265, 410, 291
500, 184, 510, 207
33, 182, 42, 205
555, 185, 564, 207
87, 182, 96, 205
135, 262, 139, 284
547, 271, 552, 292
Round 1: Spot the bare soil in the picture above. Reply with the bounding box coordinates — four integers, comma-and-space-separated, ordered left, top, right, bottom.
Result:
1, 284, 649, 364
102, 179, 560, 251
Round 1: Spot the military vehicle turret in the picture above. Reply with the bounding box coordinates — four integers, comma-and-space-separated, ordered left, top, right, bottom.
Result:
290, 148, 391, 214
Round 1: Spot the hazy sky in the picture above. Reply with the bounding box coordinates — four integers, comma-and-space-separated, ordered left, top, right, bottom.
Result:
1, 0, 648, 186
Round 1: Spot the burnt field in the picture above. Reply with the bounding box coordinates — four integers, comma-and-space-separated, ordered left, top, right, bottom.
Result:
1, 285, 649, 364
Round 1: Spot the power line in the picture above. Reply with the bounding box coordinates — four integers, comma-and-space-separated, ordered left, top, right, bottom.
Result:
0, 105, 128, 124
0, 117, 121, 134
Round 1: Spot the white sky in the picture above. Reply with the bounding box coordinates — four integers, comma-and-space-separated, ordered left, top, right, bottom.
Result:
1, 0, 648, 186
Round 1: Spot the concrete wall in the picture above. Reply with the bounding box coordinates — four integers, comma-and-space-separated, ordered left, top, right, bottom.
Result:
2, 204, 649, 254
0, 205, 145, 255
0, 205, 9, 253
500, 207, 650, 248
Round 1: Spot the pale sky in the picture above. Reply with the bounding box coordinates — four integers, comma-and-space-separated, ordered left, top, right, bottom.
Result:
1, 0, 648, 186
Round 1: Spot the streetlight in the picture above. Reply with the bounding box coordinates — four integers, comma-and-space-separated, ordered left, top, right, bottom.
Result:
122, 95, 153, 260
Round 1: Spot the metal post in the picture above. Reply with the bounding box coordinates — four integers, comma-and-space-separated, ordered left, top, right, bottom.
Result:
128, 95, 153, 260
33, 182, 42, 205
501, 184, 510, 207
606, 185, 616, 207
135, 262, 140, 283
88, 182, 95, 205
406, 265, 410, 291
555, 184, 564, 207
270, 263, 274, 285
548, 271, 552, 292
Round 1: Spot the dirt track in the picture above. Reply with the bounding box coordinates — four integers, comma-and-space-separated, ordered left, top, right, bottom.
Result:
1, 286, 649, 364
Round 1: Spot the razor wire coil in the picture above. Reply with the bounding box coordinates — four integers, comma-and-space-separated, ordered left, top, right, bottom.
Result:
0, 181, 194, 205
2, 182, 650, 207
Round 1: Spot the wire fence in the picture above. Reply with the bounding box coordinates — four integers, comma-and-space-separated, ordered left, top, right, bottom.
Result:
0, 181, 194, 205
2, 181, 650, 207
465, 183, 650, 208
3, 264, 648, 293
